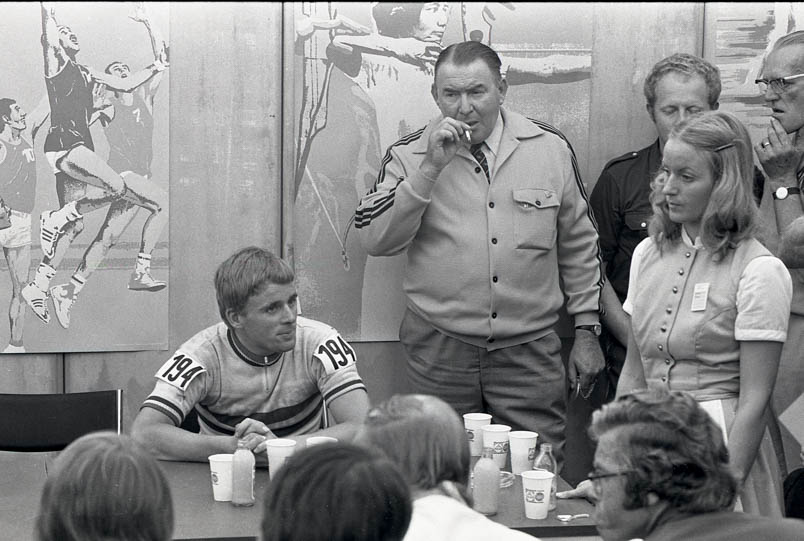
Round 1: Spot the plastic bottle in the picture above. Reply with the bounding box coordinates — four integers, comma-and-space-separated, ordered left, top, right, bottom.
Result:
231, 441, 256, 507
533, 442, 557, 511
472, 446, 500, 515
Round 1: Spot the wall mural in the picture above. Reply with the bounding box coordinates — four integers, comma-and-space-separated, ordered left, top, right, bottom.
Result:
712, 2, 801, 147
0, 2, 169, 353
289, 2, 593, 340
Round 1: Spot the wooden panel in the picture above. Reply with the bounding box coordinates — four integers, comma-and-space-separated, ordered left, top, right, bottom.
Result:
352, 342, 412, 405
168, 1, 284, 343
586, 3, 703, 188
0, 355, 61, 393
570, 1, 703, 485
282, 3, 297, 262
64, 2, 284, 431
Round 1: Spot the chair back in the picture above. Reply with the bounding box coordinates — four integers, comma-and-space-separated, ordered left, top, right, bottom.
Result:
0, 389, 122, 452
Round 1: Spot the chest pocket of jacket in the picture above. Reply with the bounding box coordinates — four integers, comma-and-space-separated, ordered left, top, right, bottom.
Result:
624, 212, 651, 235
512, 188, 560, 250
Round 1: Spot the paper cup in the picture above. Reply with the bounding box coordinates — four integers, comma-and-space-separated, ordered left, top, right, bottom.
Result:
208, 454, 234, 502
481, 424, 511, 469
521, 469, 554, 519
306, 436, 338, 447
508, 430, 539, 475
266, 439, 297, 478
463, 413, 492, 456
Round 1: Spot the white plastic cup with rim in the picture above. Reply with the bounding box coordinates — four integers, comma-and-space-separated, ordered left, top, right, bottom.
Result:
521, 469, 554, 519
508, 430, 539, 475
306, 436, 338, 447
463, 412, 492, 456
481, 424, 511, 469
208, 453, 234, 502
265, 439, 297, 479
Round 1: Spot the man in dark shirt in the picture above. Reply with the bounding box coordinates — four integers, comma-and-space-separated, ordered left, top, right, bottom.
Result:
589, 53, 721, 399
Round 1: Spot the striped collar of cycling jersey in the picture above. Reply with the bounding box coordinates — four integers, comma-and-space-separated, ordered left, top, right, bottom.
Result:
227, 328, 284, 367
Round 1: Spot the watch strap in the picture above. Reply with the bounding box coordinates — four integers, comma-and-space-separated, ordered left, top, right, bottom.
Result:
575, 324, 601, 336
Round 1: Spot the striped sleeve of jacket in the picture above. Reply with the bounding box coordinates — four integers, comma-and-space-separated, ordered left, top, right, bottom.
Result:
354, 128, 433, 256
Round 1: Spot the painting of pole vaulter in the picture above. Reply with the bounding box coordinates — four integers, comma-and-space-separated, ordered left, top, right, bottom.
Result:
289, 2, 592, 340
0, 2, 169, 353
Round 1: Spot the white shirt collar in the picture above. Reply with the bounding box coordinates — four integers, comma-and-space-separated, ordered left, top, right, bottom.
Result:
482, 111, 504, 157
680, 226, 704, 249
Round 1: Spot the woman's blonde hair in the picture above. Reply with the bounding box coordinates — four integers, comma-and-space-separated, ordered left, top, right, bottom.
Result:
649, 110, 758, 259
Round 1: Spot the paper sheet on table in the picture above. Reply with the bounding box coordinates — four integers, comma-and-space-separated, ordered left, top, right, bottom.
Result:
699, 399, 744, 511
780, 393, 804, 447
699, 399, 729, 443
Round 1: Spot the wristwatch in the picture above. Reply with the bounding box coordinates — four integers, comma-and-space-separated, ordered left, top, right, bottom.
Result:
575, 324, 601, 336
772, 186, 801, 200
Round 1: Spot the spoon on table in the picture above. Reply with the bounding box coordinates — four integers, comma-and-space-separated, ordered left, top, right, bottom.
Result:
556, 513, 590, 522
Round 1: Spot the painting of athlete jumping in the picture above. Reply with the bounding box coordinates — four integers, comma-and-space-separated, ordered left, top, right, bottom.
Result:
0, 2, 169, 352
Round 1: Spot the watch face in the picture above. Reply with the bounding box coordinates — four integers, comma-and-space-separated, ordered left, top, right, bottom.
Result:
776, 187, 789, 200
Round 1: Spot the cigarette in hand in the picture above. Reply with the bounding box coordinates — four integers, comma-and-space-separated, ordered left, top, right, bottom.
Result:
465, 129, 472, 143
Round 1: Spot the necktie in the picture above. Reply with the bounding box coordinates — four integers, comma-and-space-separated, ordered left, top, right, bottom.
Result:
470, 143, 490, 182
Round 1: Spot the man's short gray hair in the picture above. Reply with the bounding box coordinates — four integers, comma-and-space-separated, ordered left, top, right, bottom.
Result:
770, 30, 804, 72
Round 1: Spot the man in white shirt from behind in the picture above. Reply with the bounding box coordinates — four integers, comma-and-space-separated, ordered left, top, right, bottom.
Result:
355, 393, 537, 541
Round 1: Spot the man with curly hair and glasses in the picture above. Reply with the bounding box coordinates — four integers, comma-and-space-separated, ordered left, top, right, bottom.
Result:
585, 388, 803, 541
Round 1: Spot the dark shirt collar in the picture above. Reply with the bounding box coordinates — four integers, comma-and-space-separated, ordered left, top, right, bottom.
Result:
649, 138, 663, 166
227, 328, 283, 367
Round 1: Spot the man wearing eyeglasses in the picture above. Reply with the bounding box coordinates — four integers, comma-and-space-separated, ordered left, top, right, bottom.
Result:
754, 30, 804, 472
580, 389, 803, 541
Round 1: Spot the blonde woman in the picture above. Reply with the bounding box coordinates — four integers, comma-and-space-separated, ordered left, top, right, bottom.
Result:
617, 110, 792, 516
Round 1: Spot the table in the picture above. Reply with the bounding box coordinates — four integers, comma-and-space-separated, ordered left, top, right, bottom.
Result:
0, 452, 600, 540
491, 475, 598, 539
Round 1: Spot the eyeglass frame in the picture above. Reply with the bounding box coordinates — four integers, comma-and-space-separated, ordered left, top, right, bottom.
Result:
755, 72, 804, 94
587, 468, 636, 496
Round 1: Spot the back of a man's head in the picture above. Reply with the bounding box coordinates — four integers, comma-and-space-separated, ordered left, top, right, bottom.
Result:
261, 442, 412, 541
434, 40, 502, 84
643, 53, 721, 110
36, 431, 174, 541
357, 394, 471, 494
214, 246, 294, 326
590, 388, 737, 514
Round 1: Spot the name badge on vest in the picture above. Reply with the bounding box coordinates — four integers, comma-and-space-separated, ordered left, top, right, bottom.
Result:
691, 283, 709, 312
